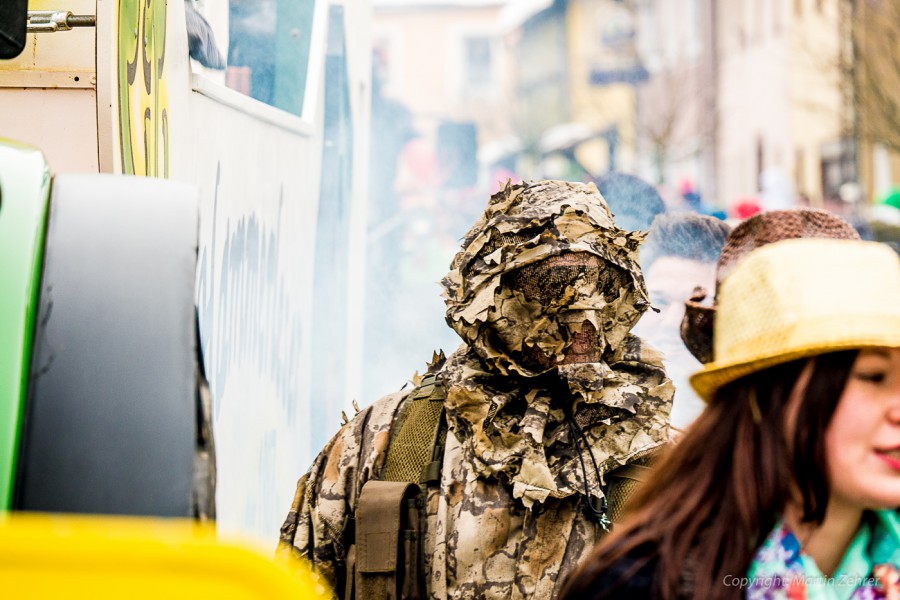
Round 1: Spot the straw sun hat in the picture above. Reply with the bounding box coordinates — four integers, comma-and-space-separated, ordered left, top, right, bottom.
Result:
690, 238, 900, 402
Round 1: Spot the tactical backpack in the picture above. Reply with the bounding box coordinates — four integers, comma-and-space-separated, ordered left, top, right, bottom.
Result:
341, 373, 445, 600
343, 372, 656, 600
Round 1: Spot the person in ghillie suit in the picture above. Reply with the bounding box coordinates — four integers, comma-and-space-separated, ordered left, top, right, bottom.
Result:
278, 180, 674, 599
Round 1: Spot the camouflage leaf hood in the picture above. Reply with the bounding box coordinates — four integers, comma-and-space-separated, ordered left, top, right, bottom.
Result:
438, 180, 673, 507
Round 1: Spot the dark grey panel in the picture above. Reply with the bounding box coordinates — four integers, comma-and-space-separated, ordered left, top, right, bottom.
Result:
16, 174, 199, 517
0, 0, 27, 59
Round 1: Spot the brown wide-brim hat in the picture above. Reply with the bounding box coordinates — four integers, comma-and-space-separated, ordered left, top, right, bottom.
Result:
681, 208, 861, 364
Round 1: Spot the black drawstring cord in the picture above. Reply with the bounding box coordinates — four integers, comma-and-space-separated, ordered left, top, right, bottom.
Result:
565, 413, 611, 531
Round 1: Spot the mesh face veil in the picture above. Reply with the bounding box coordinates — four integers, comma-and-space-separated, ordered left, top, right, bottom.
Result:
496, 253, 631, 370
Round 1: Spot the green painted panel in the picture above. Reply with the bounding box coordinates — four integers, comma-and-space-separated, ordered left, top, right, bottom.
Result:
0, 139, 50, 510
274, 0, 316, 116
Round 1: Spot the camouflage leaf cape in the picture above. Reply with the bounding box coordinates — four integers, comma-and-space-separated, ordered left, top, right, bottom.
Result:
442, 180, 652, 377
440, 180, 672, 506
279, 180, 674, 599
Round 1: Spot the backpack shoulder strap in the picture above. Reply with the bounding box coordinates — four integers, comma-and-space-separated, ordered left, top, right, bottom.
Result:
344, 375, 446, 600
604, 446, 662, 524
379, 372, 447, 490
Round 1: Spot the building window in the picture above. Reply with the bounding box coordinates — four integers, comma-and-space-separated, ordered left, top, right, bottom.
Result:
638, 1, 660, 71
756, 137, 765, 190
464, 36, 493, 90
820, 139, 856, 201
795, 147, 805, 192
373, 36, 396, 92
687, 0, 703, 57
755, 0, 764, 42
227, 0, 317, 117
774, 0, 781, 33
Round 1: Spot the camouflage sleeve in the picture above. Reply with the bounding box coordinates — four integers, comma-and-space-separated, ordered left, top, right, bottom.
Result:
277, 471, 310, 560
612, 333, 673, 390
276, 391, 409, 596
276, 418, 367, 594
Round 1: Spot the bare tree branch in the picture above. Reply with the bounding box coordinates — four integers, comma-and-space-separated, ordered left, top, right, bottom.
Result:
849, 0, 900, 152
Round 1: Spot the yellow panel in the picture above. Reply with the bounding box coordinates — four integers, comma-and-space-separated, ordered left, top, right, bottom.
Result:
0, 514, 331, 599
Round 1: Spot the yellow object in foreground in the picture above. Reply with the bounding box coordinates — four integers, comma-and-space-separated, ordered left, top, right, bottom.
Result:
0, 514, 330, 599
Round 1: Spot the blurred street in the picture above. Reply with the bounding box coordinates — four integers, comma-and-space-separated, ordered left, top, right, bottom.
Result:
364, 0, 900, 403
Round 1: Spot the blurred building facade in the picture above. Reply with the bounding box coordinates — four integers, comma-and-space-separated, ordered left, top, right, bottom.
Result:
367, 0, 899, 237
506, 0, 642, 180
633, 0, 844, 209
718, 0, 850, 209
633, 0, 718, 202
364, 0, 517, 403
372, 0, 515, 157
630, 0, 900, 212
850, 0, 900, 208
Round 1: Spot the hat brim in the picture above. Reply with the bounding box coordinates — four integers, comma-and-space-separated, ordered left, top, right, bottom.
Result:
690, 322, 900, 402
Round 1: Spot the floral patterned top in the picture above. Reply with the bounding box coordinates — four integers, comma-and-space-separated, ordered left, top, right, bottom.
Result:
746, 510, 900, 600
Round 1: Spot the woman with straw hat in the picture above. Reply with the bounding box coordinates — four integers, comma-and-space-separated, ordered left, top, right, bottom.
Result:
559, 238, 900, 600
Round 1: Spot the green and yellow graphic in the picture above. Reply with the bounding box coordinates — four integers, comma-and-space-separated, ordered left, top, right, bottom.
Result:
117, 0, 169, 177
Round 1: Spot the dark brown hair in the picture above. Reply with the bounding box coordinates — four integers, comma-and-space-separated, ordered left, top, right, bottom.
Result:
559, 350, 859, 600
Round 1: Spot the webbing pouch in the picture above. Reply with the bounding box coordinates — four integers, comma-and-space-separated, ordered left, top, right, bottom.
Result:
355, 480, 423, 599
